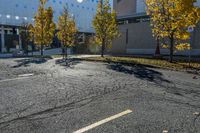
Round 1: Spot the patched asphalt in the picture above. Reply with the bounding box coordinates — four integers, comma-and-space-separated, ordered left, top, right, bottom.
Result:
0, 58, 199, 133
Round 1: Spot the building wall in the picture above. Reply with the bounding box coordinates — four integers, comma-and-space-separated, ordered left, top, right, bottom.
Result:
113, 0, 147, 16
136, 0, 146, 13
192, 25, 200, 49
113, 0, 137, 17
111, 22, 200, 55
0, 35, 2, 52
111, 28, 127, 54
114, 0, 200, 15
112, 22, 156, 55
112, 0, 200, 55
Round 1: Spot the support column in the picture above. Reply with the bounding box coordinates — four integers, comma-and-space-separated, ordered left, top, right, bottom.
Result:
1, 26, 6, 52
17, 28, 22, 50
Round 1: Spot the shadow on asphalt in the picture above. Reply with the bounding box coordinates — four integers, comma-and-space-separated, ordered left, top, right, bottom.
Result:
107, 63, 171, 84
107, 63, 200, 102
12, 58, 51, 68
55, 58, 81, 68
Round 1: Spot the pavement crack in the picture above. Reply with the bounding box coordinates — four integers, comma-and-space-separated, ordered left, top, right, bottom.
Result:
0, 96, 94, 126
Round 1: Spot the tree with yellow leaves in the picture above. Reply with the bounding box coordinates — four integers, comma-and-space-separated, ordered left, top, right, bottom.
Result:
146, 0, 200, 62
19, 22, 33, 55
57, 6, 78, 58
27, 24, 35, 55
93, 0, 120, 57
32, 0, 56, 56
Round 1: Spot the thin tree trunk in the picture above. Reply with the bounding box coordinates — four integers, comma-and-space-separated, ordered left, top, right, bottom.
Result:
62, 48, 64, 59
41, 44, 44, 56
101, 39, 105, 57
26, 42, 29, 56
32, 38, 34, 56
169, 35, 174, 63
155, 37, 160, 56
65, 46, 68, 59
32, 43, 34, 56
62, 42, 65, 59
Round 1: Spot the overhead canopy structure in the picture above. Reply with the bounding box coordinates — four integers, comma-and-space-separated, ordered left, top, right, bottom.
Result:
0, 0, 98, 33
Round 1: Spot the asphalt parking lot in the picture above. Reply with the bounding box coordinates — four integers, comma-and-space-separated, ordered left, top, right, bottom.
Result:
0, 58, 199, 133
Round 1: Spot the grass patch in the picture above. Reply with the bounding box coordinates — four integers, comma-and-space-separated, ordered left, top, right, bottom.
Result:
81, 56, 200, 71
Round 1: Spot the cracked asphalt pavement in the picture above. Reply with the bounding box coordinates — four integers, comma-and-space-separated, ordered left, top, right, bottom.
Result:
0, 57, 199, 133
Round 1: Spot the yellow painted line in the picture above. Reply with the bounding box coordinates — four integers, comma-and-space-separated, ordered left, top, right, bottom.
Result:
73, 109, 133, 133
0, 77, 30, 83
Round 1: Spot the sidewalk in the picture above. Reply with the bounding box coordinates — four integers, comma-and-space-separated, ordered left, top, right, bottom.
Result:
0, 53, 12, 58
71, 54, 102, 58
28, 48, 62, 56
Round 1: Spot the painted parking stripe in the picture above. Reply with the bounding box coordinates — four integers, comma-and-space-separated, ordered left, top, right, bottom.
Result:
73, 109, 133, 133
0, 73, 34, 83
18, 73, 34, 77
0, 77, 30, 83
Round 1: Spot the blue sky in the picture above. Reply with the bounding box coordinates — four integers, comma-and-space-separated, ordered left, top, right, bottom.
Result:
110, 0, 113, 7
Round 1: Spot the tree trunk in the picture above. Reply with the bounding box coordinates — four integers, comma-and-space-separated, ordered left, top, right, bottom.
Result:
155, 37, 160, 56
65, 47, 68, 59
101, 39, 105, 57
41, 44, 44, 56
62, 48, 65, 59
32, 43, 34, 56
62, 42, 65, 59
169, 35, 174, 63
26, 41, 29, 56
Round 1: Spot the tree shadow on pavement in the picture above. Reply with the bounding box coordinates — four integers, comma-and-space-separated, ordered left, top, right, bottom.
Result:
55, 58, 81, 68
107, 63, 171, 84
12, 58, 51, 68
107, 63, 200, 104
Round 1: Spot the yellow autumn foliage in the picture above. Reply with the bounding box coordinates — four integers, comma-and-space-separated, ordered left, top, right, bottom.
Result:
146, 0, 199, 50
146, 0, 200, 62
31, 0, 56, 55
93, 0, 120, 57
57, 7, 78, 48
176, 43, 191, 50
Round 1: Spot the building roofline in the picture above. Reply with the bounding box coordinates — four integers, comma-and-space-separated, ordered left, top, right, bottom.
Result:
117, 12, 148, 20
0, 24, 22, 28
